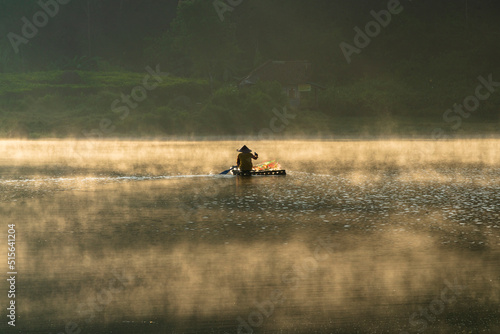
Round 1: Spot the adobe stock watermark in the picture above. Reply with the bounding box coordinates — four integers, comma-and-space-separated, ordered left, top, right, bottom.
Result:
258, 107, 296, 140
400, 278, 466, 334
433, 74, 499, 138
7, 0, 71, 54
236, 237, 335, 334
213, 0, 243, 22
82, 64, 168, 138
340, 0, 404, 64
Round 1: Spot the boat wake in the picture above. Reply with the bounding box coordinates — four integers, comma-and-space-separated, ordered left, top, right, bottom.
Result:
0, 173, 232, 185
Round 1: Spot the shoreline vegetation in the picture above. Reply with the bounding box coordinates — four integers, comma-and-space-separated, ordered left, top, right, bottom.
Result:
0, 70, 498, 139
1, 1, 499, 139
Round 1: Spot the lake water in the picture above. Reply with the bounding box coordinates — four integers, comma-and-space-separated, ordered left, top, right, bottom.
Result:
0, 140, 499, 333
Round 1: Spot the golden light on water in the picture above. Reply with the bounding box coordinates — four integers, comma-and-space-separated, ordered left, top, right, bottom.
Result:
1, 138, 499, 175
1, 139, 499, 333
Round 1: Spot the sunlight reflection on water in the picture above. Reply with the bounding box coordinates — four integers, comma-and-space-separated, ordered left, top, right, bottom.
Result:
0, 140, 499, 333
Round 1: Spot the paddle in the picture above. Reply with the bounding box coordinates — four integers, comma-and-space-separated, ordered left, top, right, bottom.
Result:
220, 166, 237, 175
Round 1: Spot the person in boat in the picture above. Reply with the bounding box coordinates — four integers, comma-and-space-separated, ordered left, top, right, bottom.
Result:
236, 145, 258, 172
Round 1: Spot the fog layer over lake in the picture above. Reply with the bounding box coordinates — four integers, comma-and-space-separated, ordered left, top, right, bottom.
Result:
0, 140, 499, 333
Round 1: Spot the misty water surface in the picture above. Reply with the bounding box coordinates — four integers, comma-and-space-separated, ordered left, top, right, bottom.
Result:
0, 140, 499, 334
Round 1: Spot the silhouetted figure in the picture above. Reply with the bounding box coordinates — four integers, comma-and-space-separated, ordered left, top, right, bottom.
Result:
236, 145, 258, 172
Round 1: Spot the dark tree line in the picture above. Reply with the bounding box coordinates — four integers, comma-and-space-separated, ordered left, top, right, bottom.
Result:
0, 0, 178, 71
1, 0, 499, 88
1, 0, 499, 137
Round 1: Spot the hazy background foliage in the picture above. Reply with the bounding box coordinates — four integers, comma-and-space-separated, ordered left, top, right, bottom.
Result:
0, 0, 499, 137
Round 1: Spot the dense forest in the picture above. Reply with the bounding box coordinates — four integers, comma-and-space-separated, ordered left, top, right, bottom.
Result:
0, 0, 499, 138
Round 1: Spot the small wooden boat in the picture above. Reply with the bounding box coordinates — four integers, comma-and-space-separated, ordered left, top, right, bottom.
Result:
220, 160, 286, 176
232, 169, 286, 176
